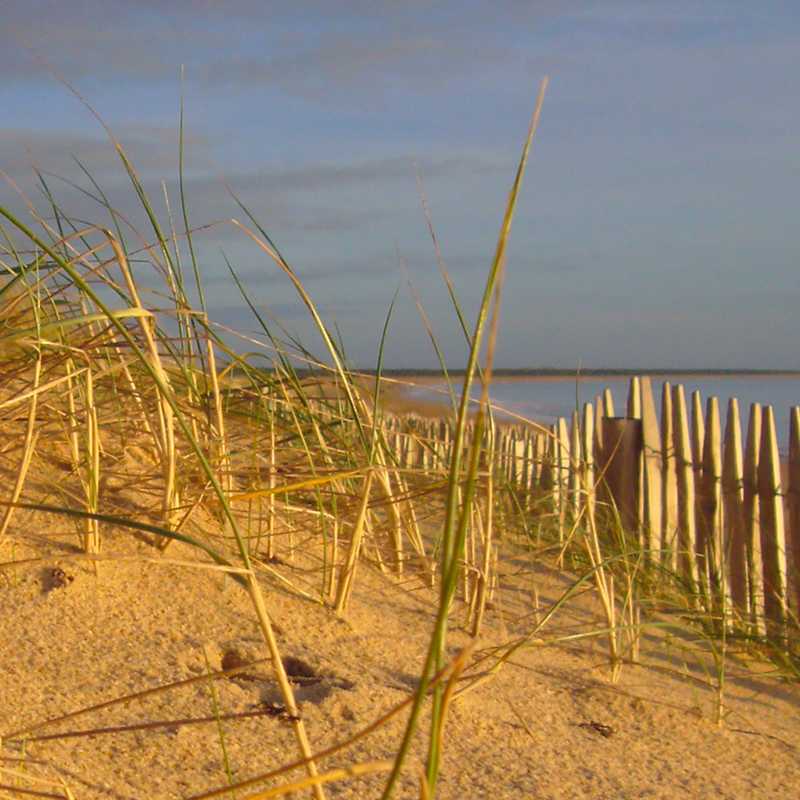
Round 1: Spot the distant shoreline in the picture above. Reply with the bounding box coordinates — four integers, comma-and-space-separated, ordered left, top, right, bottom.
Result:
374, 369, 800, 424
375, 369, 800, 395
372, 368, 800, 380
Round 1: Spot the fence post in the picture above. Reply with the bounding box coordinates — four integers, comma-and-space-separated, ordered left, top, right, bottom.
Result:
547, 423, 560, 543
539, 428, 554, 494
758, 406, 788, 632
691, 390, 706, 555
673, 385, 699, 586
595, 394, 605, 453
522, 430, 533, 493
627, 376, 641, 419
598, 417, 642, 535
496, 426, 507, 481
570, 410, 581, 518
504, 427, 514, 484
700, 397, 724, 609
582, 402, 596, 528
603, 388, 615, 418
788, 407, 800, 618
505, 428, 515, 483
627, 376, 646, 540
743, 404, 764, 632
403, 429, 413, 469
661, 381, 679, 572
556, 418, 571, 547
532, 432, 545, 488
640, 376, 662, 562
515, 430, 526, 488
722, 398, 748, 612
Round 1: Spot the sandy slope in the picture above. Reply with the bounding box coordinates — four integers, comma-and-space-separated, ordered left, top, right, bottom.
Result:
1, 503, 798, 800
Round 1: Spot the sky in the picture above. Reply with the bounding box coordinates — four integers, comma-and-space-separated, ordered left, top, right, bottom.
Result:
0, 1, 798, 369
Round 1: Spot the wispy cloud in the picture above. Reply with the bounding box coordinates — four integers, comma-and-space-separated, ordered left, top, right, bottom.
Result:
0, 126, 213, 180
178, 153, 505, 195
0, 1, 562, 95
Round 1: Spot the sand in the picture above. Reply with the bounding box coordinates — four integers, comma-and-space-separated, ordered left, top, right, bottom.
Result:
0, 388, 798, 799
1, 503, 799, 799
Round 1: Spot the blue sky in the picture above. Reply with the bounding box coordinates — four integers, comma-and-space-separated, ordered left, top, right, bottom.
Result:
1, 1, 798, 369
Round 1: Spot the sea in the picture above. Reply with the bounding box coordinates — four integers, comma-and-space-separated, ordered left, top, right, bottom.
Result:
404, 374, 800, 453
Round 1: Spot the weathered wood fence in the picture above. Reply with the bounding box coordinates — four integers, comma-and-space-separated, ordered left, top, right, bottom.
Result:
385, 376, 800, 636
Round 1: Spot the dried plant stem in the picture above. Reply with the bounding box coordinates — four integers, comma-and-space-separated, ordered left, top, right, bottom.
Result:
268, 397, 277, 560
0, 353, 42, 545
83, 366, 101, 554
471, 421, 496, 636
110, 236, 179, 534
244, 572, 326, 800
206, 337, 234, 503
334, 471, 375, 614
240, 761, 392, 800
111, 341, 159, 453
584, 502, 622, 680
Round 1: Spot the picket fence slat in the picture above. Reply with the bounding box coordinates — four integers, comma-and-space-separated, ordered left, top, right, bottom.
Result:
640, 376, 662, 560
722, 398, 748, 610
627, 376, 642, 420
691, 390, 706, 554
758, 406, 788, 628
789, 407, 800, 616
582, 402, 596, 526
661, 382, 679, 571
743, 404, 764, 630
603, 388, 615, 418
570, 411, 581, 517
557, 417, 571, 535
700, 397, 724, 604
673, 384, 699, 585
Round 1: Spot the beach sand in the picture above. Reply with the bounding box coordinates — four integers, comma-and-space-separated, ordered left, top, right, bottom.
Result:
374, 374, 551, 432
1, 435, 798, 799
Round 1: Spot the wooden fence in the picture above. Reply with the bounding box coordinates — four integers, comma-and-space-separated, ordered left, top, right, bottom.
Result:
384, 376, 800, 636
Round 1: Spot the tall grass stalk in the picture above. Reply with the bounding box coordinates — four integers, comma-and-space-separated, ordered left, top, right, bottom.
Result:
470, 413, 496, 636
381, 76, 548, 799
0, 351, 41, 545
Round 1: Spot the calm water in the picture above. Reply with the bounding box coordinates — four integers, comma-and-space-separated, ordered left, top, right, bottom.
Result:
406, 375, 800, 452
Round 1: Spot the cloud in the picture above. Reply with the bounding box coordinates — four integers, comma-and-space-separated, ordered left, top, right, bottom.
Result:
0, 0, 562, 93
201, 34, 510, 102
0, 127, 213, 181
177, 152, 504, 195
2, 137, 486, 240
273, 253, 403, 284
